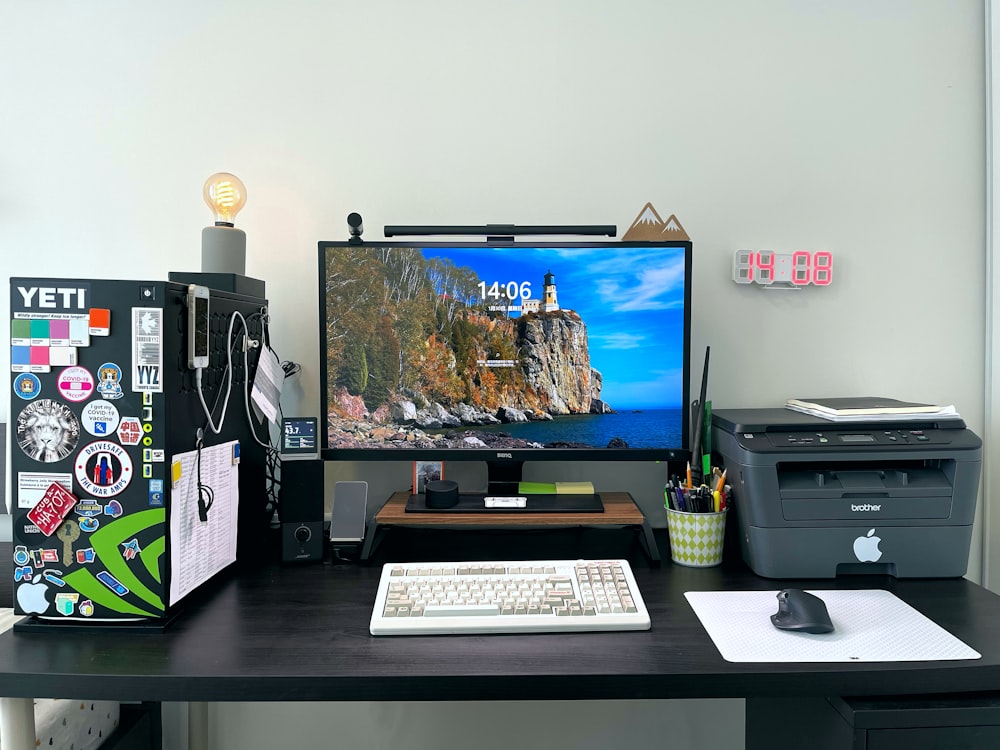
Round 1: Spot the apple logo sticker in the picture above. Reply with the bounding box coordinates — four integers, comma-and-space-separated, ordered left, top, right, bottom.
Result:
853, 528, 883, 563
17, 575, 50, 614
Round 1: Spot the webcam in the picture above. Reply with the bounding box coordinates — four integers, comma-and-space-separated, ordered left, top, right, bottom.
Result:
347, 212, 363, 244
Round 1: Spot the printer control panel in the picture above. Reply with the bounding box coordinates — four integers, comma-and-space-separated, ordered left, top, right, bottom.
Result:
762, 428, 952, 449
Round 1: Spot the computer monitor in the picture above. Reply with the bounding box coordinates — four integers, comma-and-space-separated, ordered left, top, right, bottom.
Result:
318, 239, 692, 492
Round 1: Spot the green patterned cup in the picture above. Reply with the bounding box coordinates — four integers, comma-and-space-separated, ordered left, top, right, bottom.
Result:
665, 507, 728, 567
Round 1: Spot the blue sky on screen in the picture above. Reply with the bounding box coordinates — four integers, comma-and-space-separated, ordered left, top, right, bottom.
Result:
419, 245, 687, 408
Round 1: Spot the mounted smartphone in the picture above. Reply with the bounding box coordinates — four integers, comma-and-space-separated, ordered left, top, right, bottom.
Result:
187, 284, 210, 370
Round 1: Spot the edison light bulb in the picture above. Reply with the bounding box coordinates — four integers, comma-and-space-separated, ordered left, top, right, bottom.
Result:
201, 172, 247, 275
203, 172, 247, 226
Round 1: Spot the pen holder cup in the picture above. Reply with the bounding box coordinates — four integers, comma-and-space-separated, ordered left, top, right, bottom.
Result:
665, 507, 728, 567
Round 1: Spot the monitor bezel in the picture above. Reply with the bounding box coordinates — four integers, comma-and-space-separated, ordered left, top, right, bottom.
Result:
317, 238, 693, 463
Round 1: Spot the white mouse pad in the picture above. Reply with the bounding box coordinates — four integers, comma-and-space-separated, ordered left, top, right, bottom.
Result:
684, 589, 981, 663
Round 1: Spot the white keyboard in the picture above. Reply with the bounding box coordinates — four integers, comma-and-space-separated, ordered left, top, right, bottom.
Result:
370, 559, 651, 635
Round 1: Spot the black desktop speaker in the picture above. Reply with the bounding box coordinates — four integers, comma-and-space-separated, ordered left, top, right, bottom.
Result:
279, 459, 325, 563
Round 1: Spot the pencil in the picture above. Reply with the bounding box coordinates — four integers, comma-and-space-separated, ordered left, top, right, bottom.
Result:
714, 468, 727, 495
686, 461, 692, 489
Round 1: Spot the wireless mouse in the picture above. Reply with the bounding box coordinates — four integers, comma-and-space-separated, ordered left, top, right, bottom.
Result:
770, 589, 835, 634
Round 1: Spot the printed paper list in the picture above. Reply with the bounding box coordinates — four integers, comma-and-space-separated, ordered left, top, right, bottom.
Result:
168, 440, 239, 605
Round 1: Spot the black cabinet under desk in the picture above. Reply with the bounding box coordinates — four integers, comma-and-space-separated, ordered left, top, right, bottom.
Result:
747, 694, 1000, 750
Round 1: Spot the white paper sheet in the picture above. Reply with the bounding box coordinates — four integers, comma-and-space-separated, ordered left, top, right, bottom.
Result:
250, 346, 283, 426
168, 440, 240, 605
685, 589, 981, 662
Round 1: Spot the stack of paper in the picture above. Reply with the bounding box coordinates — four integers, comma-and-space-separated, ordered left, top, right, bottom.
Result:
785, 397, 960, 423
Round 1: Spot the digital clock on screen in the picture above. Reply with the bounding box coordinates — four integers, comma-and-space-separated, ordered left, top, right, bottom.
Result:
733, 250, 833, 287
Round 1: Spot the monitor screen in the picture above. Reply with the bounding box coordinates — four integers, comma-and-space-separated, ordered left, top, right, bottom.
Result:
318, 240, 692, 468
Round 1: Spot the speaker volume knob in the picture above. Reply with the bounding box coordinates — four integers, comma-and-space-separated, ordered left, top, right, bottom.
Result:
294, 525, 311, 543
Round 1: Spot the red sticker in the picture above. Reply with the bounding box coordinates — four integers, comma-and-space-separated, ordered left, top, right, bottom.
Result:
27, 482, 79, 536
117, 417, 142, 446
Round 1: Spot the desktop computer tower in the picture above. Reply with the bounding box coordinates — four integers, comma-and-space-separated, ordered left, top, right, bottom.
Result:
8, 277, 270, 623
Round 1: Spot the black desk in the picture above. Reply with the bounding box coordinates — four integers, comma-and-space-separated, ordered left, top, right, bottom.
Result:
2, 534, 1000, 746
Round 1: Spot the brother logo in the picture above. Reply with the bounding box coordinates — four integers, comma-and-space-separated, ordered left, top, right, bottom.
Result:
495, 452, 513, 459
851, 503, 882, 512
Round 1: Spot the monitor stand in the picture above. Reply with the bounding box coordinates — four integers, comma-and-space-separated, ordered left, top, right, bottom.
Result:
405, 493, 603, 513
364, 490, 659, 564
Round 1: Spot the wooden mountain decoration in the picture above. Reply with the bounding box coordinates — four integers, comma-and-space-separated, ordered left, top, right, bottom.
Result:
622, 202, 690, 242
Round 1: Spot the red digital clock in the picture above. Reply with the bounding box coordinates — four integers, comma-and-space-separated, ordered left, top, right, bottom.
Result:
733, 250, 833, 287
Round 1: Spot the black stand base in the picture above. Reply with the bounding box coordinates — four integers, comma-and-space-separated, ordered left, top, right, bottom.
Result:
13, 610, 182, 634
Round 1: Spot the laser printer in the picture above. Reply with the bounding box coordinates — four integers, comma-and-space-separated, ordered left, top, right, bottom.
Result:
711, 408, 982, 578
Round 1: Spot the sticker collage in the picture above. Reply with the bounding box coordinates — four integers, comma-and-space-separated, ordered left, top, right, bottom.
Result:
10, 279, 170, 621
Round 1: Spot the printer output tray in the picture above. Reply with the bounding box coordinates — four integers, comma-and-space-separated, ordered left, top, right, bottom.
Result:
779, 467, 952, 520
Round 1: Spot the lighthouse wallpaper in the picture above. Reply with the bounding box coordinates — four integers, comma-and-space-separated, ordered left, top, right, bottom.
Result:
321, 243, 688, 453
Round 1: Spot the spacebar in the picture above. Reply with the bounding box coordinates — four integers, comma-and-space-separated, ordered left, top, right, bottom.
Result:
422, 604, 502, 617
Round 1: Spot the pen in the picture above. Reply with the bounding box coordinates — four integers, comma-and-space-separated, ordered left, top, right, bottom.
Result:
700, 485, 712, 513
713, 490, 721, 513
675, 486, 687, 511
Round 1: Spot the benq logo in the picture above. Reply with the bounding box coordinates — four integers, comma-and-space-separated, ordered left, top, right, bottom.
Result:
495, 452, 513, 459
851, 503, 882, 512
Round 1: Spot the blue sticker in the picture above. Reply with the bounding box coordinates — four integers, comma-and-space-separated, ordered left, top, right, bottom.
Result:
96, 570, 128, 596
79, 517, 100, 533
149, 479, 164, 507
43, 570, 65, 587
95, 362, 124, 400
13, 373, 41, 400
75, 500, 103, 518
13, 546, 29, 566
104, 499, 123, 518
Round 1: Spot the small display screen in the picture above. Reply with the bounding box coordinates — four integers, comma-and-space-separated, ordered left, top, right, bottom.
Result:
282, 417, 318, 454
194, 295, 209, 357
839, 434, 875, 443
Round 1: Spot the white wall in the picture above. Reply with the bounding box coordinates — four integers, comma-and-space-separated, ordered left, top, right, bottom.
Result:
0, 1, 987, 749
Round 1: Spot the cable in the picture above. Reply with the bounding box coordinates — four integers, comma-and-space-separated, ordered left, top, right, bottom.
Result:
192, 306, 284, 525
195, 431, 215, 522
194, 311, 248, 435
